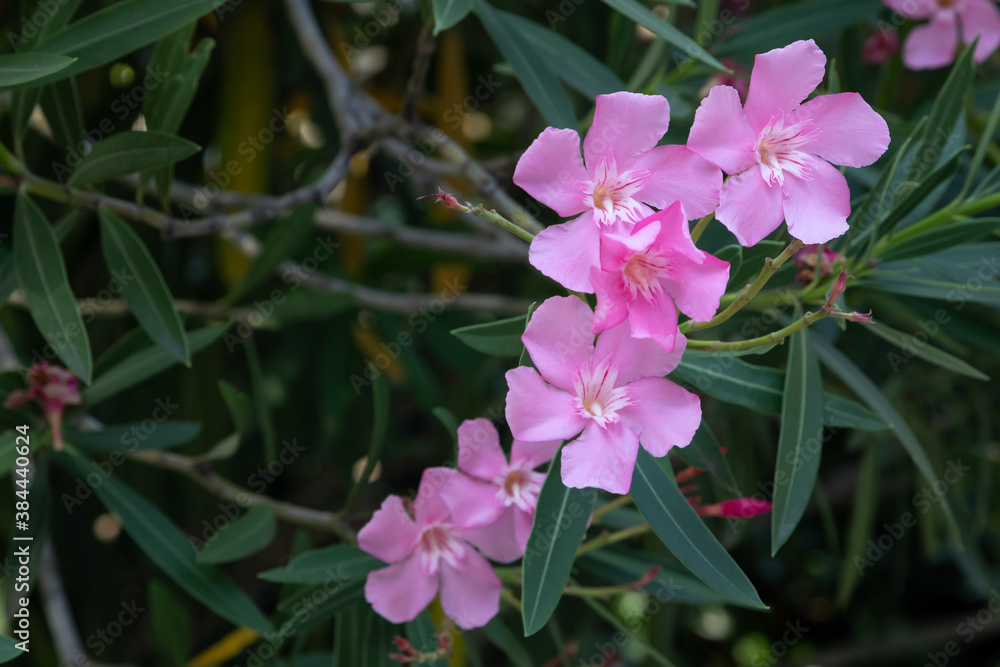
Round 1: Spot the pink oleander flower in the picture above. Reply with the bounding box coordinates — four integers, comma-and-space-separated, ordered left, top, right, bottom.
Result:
514, 91, 722, 292
688, 39, 890, 247
4, 361, 81, 449
590, 202, 730, 353
505, 296, 701, 495
440, 419, 560, 562
886, 0, 1000, 70
358, 467, 502, 628
862, 28, 900, 64
695, 497, 773, 519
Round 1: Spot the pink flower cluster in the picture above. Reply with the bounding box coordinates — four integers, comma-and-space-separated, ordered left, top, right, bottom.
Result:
886, 0, 1000, 70
357, 39, 888, 629
4, 361, 81, 449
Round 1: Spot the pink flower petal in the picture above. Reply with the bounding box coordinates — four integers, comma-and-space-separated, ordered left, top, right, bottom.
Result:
716, 168, 786, 247
688, 85, 759, 176
522, 296, 595, 392
647, 202, 703, 264
625, 293, 681, 353
590, 265, 630, 335
665, 252, 731, 323
583, 92, 671, 171
439, 550, 502, 629
513, 127, 590, 217
505, 367, 588, 442
513, 506, 534, 552
961, 0, 1000, 63
414, 467, 457, 527
529, 213, 603, 293
456, 418, 506, 481
792, 93, 890, 168
620, 377, 701, 458
440, 472, 506, 529
884, 0, 937, 19
593, 320, 687, 384
744, 39, 827, 130
358, 495, 420, 563
628, 145, 723, 219
561, 421, 640, 494
460, 507, 524, 563
365, 555, 439, 624
903, 12, 959, 70
782, 157, 851, 244
511, 438, 562, 469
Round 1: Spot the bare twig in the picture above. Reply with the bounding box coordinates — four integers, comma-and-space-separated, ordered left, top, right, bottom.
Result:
402, 18, 436, 123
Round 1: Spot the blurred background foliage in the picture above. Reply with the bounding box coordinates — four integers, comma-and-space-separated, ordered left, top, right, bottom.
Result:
1, 0, 1000, 665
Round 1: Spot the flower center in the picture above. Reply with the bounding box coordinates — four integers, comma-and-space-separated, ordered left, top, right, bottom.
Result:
494, 465, 546, 512
583, 158, 651, 226
416, 524, 465, 575
622, 250, 669, 301
572, 360, 633, 427
755, 114, 816, 186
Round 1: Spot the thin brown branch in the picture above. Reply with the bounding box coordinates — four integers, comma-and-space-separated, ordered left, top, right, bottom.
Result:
402, 18, 436, 123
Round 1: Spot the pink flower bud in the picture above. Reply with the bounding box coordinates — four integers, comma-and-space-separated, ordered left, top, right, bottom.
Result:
696, 497, 772, 519
862, 29, 898, 65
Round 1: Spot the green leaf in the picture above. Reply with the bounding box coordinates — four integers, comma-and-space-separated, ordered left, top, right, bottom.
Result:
494, 11, 625, 99
10, 86, 42, 148
149, 579, 191, 667
482, 618, 534, 667
771, 328, 824, 555
218, 380, 254, 438
521, 450, 596, 636
343, 364, 390, 509
84, 322, 231, 405
64, 422, 200, 451
575, 593, 677, 667
631, 449, 767, 609
864, 321, 988, 380
861, 270, 1000, 306
716, 244, 744, 290
715, 0, 881, 58
879, 219, 1000, 263
99, 207, 190, 363
336, 603, 396, 667
259, 545, 382, 584
880, 149, 967, 237
13, 192, 93, 383
225, 206, 316, 304
406, 610, 448, 666
810, 333, 962, 545
432, 0, 472, 33
0, 209, 78, 308
836, 444, 880, 607
40, 77, 84, 162
600, 0, 725, 70
30, 0, 227, 86
728, 240, 785, 288
0, 634, 23, 663
69, 130, 200, 187
451, 313, 527, 357
0, 51, 74, 89
674, 420, 741, 495
473, 0, 577, 129
673, 354, 888, 430
195, 505, 276, 564
59, 448, 273, 634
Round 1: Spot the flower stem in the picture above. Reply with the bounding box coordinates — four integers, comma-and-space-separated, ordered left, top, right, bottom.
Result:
464, 203, 536, 243
680, 239, 803, 334
500, 588, 522, 611
592, 494, 633, 522
690, 213, 714, 244
576, 523, 650, 558
686, 306, 831, 352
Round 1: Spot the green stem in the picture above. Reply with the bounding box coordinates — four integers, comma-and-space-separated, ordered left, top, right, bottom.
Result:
680, 239, 803, 334
563, 583, 644, 598
690, 213, 714, 244
462, 202, 535, 243
592, 494, 633, 522
576, 523, 650, 558
0, 141, 25, 175
686, 306, 832, 352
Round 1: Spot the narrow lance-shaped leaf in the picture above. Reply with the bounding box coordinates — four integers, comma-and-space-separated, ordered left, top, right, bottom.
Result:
406, 610, 448, 667
40, 77, 84, 174
521, 450, 596, 636
64, 422, 201, 451
631, 449, 767, 609
28, 0, 228, 87
0, 635, 23, 664
472, 0, 577, 129
99, 207, 190, 364
0, 52, 74, 89
451, 313, 528, 357
343, 365, 390, 509
836, 444, 880, 607
258, 545, 382, 584
13, 193, 92, 383
195, 505, 277, 564
432, 0, 473, 33
809, 332, 962, 545
600, 0, 725, 70
674, 420, 741, 495
865, 321, 988, 381
771, 328, 825, 555
59, 448, 273, 634
69, 130, 200, 187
